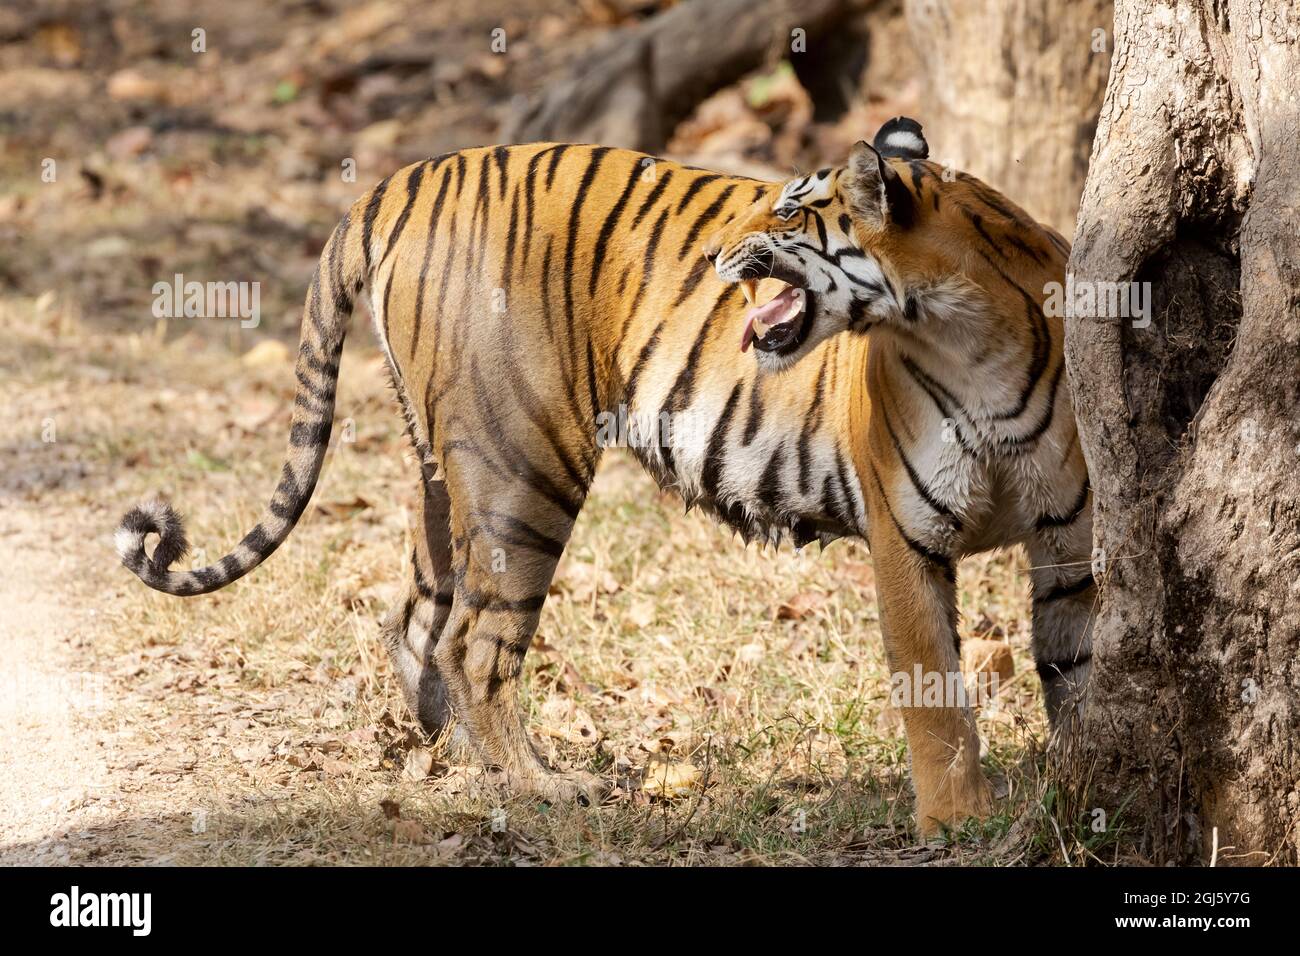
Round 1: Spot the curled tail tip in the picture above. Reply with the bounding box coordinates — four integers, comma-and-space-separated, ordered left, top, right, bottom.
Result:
115, 497, 189, 577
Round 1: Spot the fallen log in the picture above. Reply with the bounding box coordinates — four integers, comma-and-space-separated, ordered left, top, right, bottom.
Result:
502, 0, 856, 151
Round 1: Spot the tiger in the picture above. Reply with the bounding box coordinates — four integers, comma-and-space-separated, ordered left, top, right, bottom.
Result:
115, 116, 1093, 835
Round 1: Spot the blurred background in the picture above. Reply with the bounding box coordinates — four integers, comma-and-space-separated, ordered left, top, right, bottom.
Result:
0, 0, 1111, 349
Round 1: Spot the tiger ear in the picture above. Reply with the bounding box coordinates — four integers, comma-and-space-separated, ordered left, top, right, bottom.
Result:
845, 141, 914, 230
873, 116, 929, 160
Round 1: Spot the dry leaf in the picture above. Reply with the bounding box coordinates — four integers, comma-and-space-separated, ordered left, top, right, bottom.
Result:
776, 591, 826, 621
641, 756, 700, 798
392, 819, 433, 844
531, 636, 589, 693
285, 751, 320, 770
436, 833, 465, 854
551, 559, 619, 601
106, 68, 167, 103
538, 698, 600, 747
240, 339, 290, 367
625, 597, 656, 629
403, 748, 436, 780
315, 494, 373, 521
320, 757, 352, 776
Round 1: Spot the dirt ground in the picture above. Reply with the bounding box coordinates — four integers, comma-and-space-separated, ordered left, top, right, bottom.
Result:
0, 0, 1106, 865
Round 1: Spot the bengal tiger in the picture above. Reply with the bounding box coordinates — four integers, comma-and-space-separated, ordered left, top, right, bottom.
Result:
116, 117, 1093, 835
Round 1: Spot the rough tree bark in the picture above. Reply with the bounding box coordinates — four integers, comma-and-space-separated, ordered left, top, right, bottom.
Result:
1066, 0, 1299, 864
903, 0, 1113, 233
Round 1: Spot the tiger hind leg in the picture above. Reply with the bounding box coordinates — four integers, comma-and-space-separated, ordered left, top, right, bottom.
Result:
431, 468, 605, 804
1027, 531, 1097, 745
381, 472, 455, 736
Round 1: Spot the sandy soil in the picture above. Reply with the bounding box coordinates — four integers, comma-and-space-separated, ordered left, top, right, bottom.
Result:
0, 504, 121, 863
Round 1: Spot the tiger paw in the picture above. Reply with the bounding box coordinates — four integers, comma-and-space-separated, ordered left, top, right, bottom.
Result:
515, 768, 609, 807
915, 775, 994, 840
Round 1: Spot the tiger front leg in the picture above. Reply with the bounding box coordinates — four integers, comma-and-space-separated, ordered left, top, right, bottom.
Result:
872, 528, 992, 837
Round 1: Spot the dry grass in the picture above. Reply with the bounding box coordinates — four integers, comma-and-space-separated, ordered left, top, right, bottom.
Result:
0, 293, 1122, 866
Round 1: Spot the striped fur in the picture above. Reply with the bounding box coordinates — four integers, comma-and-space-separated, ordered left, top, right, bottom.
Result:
116, 118, 1093, 833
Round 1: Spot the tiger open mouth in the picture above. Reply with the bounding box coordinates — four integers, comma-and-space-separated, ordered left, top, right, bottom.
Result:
739, 280, 813, 355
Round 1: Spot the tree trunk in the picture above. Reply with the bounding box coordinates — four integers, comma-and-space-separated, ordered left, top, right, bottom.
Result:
903, 0, 1112, 234
1066, 0, 1299, 865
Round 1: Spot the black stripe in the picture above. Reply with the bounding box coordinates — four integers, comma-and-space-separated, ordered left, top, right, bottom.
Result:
1036, 651, 1092, 682
522, 147, 549, 266
662, 285, 729, 414
796, 361, 828, 497
1007, 232, 1048, 265
289, 419, 331, 447
622, 318, 666, 409
675, 173, 722, 214
467, 361, 584, 519
967, 210, 1006, 259
491, 145, 509, 200
700, 382, 743, 498
807, 208, 828, 250
677, 184, 736, 259
831, 445, 860, 530
431, 210, 460, 339
1036, 480, 1090, 532
378, 160, 428, 339
469, 151, 493, 273
360, 174, 392, 273
670, 258, 709, 308
585, 338, 602, 417
545, 144, 572, 190
999, 358, 1065, 450
502, 181, 522, 291
630, 169, 674, 229
410, 160, 457, 358
328, 212, 352, 313
470, 509, 566, 558
1039, 573, 1095, 603
499, 360, 590, 489
756, 444, 786, 512
866, 461, 953, 579
899, 355, 976, 455
629, 205, 670, 317
880, 402, 961, 528
563, 146, 612, 325
240, 524, 273, 557
413, 560, 435, 598
539, 235, 556, 341
589, 164, 643, 296
741, 375, 765, 447
970, 250, 1051, 422
460, 590, 549, 614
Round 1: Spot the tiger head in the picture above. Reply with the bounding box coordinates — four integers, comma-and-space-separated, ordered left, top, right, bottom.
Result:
704, 117, 954, 372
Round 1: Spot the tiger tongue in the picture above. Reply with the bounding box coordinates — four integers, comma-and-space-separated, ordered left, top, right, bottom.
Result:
740, 286, 805, 352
